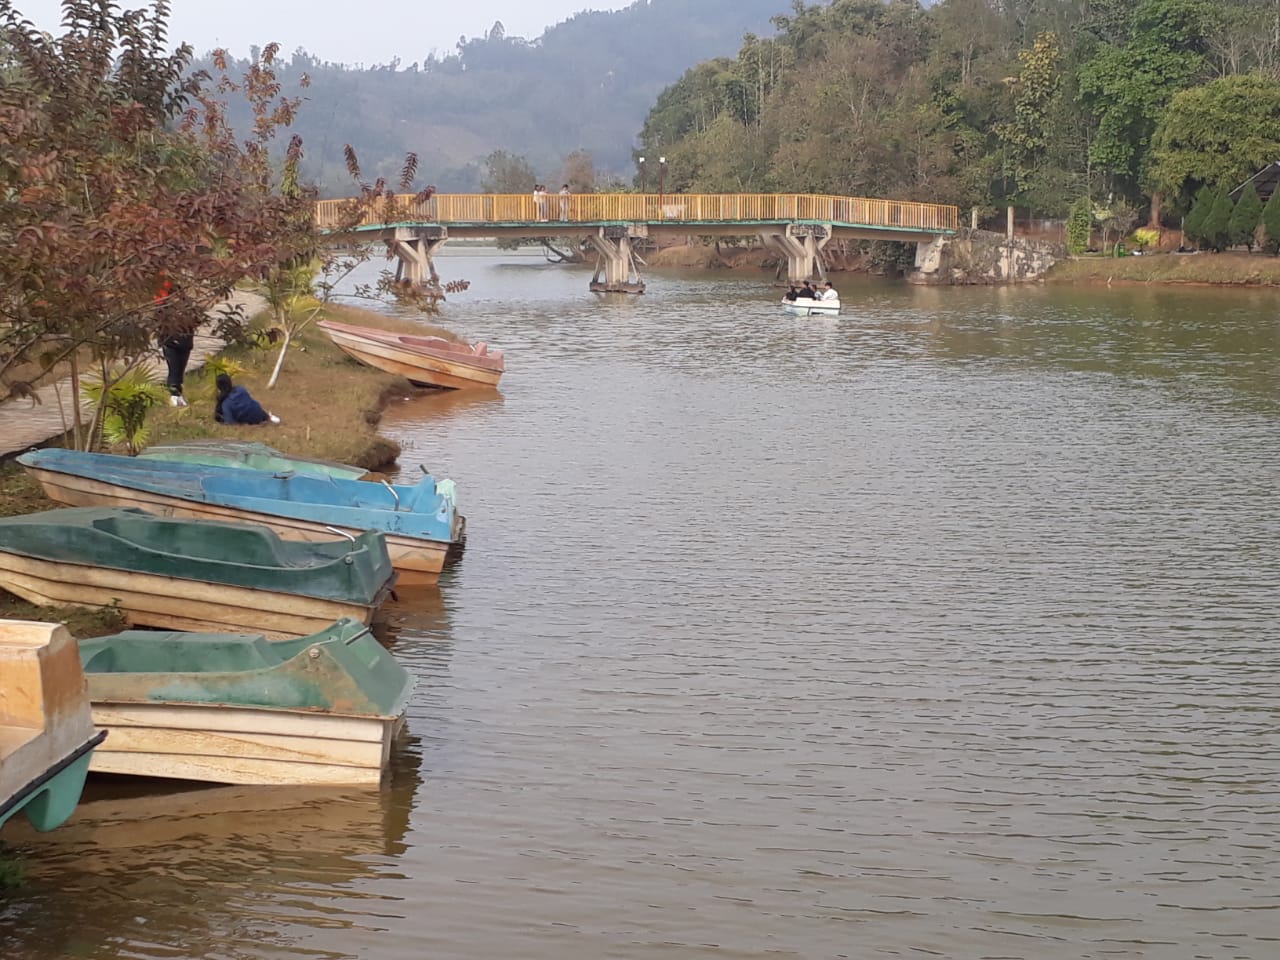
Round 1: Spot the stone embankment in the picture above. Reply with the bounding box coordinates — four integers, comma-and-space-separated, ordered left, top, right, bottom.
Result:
909, 229, 1063, 285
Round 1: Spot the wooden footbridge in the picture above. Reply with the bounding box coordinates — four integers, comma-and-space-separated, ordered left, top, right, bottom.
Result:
313, 193, 959, 293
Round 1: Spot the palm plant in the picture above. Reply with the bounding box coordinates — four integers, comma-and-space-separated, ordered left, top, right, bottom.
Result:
80, 366, 167, 455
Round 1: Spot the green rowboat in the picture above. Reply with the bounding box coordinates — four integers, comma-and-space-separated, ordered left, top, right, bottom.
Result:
0, 507, 396, 639
79, 618, 413, 785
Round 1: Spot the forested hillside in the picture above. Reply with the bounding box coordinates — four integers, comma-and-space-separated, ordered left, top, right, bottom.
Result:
194, 0, 790, 194
638, 0, 1280, 229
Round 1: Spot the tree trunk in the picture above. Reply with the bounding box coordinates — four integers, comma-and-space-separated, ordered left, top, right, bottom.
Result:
267, 328, 292, 388
1149, 192, 1161, 229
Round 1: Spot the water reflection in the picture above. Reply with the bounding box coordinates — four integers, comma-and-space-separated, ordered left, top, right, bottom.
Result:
0, 757, 422, 960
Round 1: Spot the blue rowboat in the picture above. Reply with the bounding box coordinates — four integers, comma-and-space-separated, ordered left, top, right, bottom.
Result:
0, 506, 395, 639
79, 617, 412, 785
19, 448, 462, 582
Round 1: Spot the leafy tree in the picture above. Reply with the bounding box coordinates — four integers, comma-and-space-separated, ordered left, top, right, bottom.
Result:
1261, 186, 1280, 254
1228, 180, 1263, 250
1148, 73, 1280, 211
1077, 0, 1213, 190
0, 2, 314, 447
995, 32, 1062, 193
1067, 196, 1093, 254
481, 150, 536, 193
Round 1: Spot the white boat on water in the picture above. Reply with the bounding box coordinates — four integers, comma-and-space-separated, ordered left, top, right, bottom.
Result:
781, 298, 841, 316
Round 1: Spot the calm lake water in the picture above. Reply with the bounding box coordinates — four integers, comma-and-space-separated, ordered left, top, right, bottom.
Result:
3, 252, 1279, 959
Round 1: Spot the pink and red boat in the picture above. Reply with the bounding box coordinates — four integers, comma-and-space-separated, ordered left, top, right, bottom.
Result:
318, 320, 504, 389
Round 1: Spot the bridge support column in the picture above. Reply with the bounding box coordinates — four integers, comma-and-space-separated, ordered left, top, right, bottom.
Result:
387, 226, 448, 287
760, 224, 831, 282
587, 225, 647, 294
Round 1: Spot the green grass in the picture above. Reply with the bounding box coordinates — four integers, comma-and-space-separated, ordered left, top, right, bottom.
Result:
1048, 251, 1280, 284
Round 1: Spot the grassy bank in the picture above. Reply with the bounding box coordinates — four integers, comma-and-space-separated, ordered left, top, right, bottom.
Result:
0, 296, 454, 638
1047, 251, 1280, 285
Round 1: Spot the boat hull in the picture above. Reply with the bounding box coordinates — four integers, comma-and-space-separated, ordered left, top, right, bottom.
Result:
24, 466, 448, 581
88, 702, 402, 785
322, 323, 503, 389
781, 299, 841, 316
0, 552, 381, 639
0, 620, 104, 832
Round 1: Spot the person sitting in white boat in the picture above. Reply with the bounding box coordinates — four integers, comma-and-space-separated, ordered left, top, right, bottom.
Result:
796, 281, 817, 299
820, 281, 839, 301
784, 284, 800, 302
215, 373, 281, 426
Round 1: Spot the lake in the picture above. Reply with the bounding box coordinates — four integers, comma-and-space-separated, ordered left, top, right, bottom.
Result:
2, 252, 1278, 959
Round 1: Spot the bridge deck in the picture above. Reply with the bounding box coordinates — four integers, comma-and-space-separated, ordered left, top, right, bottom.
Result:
315, 193, 959, 236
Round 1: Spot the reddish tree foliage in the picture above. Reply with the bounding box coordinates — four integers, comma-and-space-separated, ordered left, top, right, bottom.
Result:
0, 1, 316, 385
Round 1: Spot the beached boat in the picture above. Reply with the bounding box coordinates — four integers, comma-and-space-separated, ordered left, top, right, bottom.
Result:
1, 620, 105, 833
140, 440, 369, 480
781, 298, 841, 316
79, 618, 412, 785
318, 319, 504, 389
18, 449, 462, 582
0, 507, 395, 639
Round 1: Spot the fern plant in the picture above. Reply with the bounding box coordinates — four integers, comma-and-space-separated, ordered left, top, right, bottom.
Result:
81, 367, 167, 455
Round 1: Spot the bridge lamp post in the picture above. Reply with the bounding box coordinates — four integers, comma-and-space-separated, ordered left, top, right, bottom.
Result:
639, 156, 647, 194
659, 156, 667, 212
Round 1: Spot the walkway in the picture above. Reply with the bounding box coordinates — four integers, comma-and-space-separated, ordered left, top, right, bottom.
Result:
315, 192, 960, 238
0, 290, 266, 459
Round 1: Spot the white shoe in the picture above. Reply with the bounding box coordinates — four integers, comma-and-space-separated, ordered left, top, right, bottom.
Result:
268, 414, 281, 424
168, 395, 188, 407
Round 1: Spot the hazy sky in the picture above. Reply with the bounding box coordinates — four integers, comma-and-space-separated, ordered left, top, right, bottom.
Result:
10, 0, 634, 64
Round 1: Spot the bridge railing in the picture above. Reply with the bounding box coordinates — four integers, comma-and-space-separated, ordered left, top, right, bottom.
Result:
314, 193, 959, 233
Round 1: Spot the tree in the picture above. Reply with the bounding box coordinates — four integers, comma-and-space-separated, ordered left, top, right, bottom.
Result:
480, 150, 536, 193
0, 2, 314, 448
1077, 0, 1213, 190
1228, 180, 1263, 249
1183, 185, 1214, 244
1148, 73, 1280, 211
1201, 188, 1235, 251
995, 32, 1063, 193
1261, 186, 1280, 254
1067, 196, 1093, 254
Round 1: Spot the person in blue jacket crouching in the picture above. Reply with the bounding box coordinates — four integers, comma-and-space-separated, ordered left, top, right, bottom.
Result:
214, 373, 280, 425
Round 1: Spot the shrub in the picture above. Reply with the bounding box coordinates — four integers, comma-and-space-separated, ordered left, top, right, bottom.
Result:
1229, 181, 1263, 250
1067, 197, 1093, 254
1262, 188, 1280, 254
1131, 227, 1160, 250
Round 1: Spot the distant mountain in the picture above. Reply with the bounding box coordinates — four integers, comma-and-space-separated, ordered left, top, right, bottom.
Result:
195, 0, 802, 194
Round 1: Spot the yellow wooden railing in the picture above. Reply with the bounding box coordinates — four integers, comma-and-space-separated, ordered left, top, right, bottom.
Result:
314, 193, 959, 233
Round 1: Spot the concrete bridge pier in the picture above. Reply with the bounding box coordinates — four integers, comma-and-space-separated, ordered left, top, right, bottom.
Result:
760, 224, 831, 282
587, 225, 646, 294
388, 226, 448, 286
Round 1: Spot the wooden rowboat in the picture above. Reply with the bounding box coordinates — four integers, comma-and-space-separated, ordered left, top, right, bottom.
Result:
318, 319, 504, 389
79, 618, 412, 785
18, 449, 462, 583
1, 620, 105, 833
0, 507, 395, 639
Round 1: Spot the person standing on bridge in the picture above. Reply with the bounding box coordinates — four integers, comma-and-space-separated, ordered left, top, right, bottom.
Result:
534, 184, 548, 221
559, 184, 570, 220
